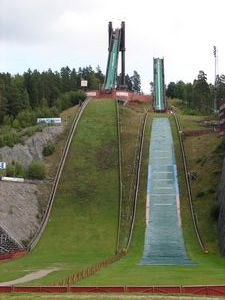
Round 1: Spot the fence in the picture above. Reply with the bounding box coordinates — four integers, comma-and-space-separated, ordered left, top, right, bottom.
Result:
2, 285, 225, 296
54, 251, 125, 286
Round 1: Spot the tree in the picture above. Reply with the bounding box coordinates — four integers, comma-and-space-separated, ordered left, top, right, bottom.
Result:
125, 74, 133, 91
184, 83, 193, 107
174, 81, 185, 100
193, 71, 211, 112
60, 66, 71, 93
0, 89, 7, 124
216, 74, 225, 101
131, 70, 141, 92
166, 82, 176, 98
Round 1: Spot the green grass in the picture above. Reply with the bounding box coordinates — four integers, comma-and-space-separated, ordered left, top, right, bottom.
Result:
0, 99, 119, 285
78, 112, 225, 286
118, 105, 144, 249
1, 101, 225, 287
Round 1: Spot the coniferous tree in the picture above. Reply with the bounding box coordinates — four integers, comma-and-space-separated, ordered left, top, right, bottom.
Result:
131, 70, 141, 92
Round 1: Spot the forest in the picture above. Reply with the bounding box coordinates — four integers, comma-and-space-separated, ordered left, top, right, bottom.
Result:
0, 66, 141, 128
166, 70, 225, 113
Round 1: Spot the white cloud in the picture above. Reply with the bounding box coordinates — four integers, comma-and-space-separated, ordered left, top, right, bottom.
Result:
1, 0, 225, 92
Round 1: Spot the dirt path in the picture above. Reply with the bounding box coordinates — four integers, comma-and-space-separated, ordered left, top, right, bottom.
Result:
0, 268, 58, 286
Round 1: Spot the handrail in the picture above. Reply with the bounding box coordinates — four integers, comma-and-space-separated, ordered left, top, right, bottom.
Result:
126, 112, 148, 250
115, 100, 123, 253
173, 112, 208, 253
28, 99, 90, 251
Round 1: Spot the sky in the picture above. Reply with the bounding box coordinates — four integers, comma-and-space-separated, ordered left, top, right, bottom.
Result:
0, 0, 224, 92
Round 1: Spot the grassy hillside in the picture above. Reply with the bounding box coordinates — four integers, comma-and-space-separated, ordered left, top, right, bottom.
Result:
1, 99, 225, 286
118, 105, 145, 249
81, 108, 225, 286
0, 98, 119, 284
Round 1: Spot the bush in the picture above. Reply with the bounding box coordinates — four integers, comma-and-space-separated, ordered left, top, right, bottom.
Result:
211, 202, 220, 221
16, 110, 37, 128
6, 162, 25, 177
15, 162, 25, 177
208, 187, 216, 194
0, 127, 21, 147
28, 160, 46, 179
22, 125, 43, 137
6, 163, 16, 177
43, 141, 55, 156
12, 119, 20, 129
56, 90, 86, 111
214, 139, 225, 155
3, 115, 12, 126
196, 156, 207, 166
196, 190, 205, 198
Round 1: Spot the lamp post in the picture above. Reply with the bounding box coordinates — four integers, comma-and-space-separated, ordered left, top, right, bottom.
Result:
213, 46, 217, 113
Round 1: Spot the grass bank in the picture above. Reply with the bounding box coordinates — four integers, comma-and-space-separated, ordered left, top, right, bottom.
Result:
0, 98, 119, 285
81, 109, 225, 286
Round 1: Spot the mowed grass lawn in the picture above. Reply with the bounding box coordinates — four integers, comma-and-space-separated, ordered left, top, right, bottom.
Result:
80, 112, 225, 286
0, 98, 119, 285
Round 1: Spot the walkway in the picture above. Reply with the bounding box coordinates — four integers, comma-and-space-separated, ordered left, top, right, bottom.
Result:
0, 268, 59, 286
140, 118, 194, 265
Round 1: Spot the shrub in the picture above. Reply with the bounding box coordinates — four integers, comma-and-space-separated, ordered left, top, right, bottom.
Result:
1, 127, 21, 147
16, 110, 40, 128
28, 160, 46, 179
6, 163, 16, 177
15, 162, 25, 177
214, 139, 225, 154
208, 187, 216, 194
0, 136, 4, 147
12, 119, 20, 129
43, 141, 55, 156
196, 157, 202, 164
56, 90, 86, 111
211, 202, 220, 221
6, 162, 25, 177
22, 125, 43, 137
3, 115, 12, 126
196, 190, 205, 198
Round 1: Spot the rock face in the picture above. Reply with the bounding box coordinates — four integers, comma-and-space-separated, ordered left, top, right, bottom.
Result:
0, 126, 63, 167
0, 181, 42, 244
218, 158, 225, 254
0, 125, 64, 245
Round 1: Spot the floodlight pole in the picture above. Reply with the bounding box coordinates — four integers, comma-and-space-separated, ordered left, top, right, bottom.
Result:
213, 46, 217, 113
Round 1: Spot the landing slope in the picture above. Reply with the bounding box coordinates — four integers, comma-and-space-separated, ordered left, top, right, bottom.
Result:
0, 98, 119, 285
140, 117, 192, 265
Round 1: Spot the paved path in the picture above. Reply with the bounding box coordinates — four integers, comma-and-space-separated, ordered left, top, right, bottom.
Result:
140, 118, 194, 265
0, 268, 58, 286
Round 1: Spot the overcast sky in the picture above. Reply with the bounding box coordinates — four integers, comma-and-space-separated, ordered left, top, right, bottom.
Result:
0, 0, 224, 92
